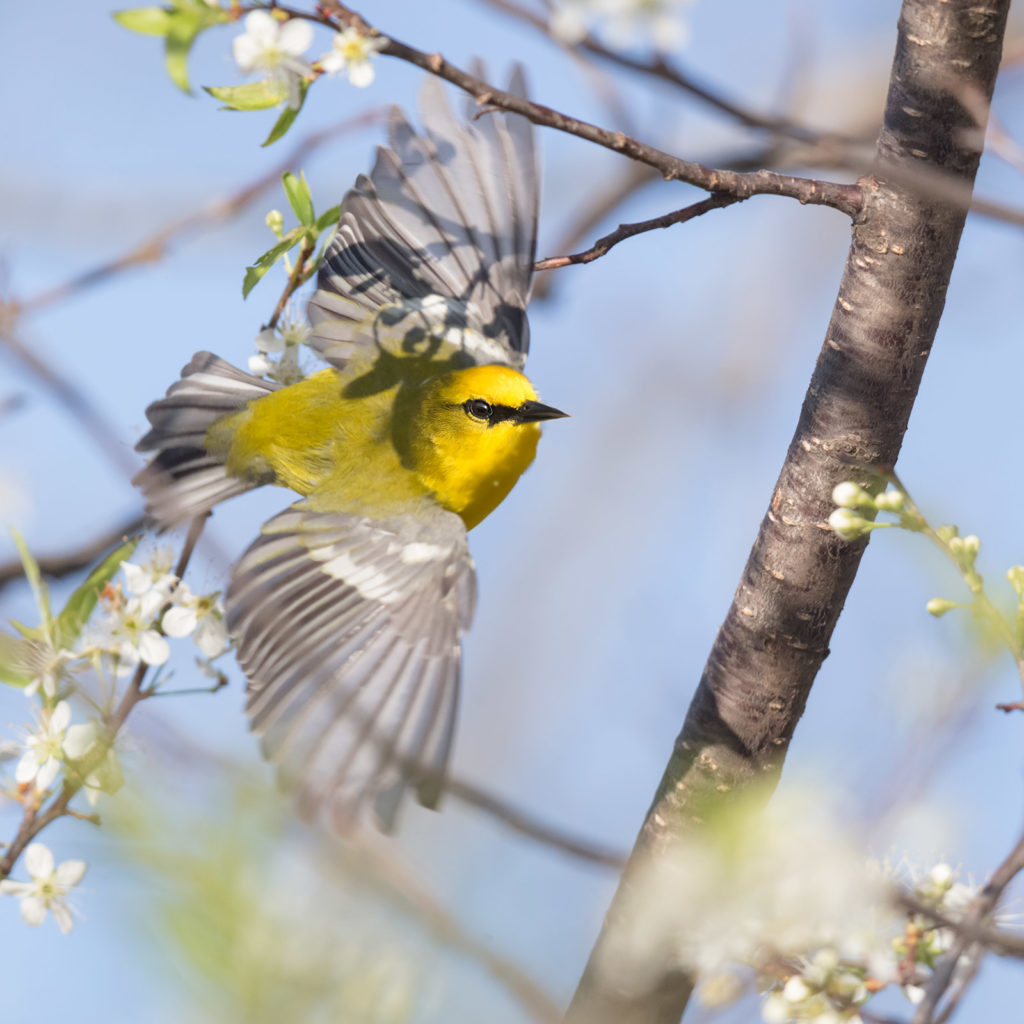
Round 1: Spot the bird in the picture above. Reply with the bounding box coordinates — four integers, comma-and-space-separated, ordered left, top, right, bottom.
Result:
132, 71, 565, 830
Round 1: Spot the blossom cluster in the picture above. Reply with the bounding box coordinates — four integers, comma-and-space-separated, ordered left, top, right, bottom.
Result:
0, 544, 230, 933
233, 9, 386, 106
550, 0, 695, 51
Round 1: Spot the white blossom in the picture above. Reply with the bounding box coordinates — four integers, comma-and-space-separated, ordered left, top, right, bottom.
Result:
15, 701, 75, 791
122, 547, 176, 597
162, 583, 229, 659
232, 10, 313, 109
0, 843, 86, 933
318, 27, 387, 87
98, 585, 170, 668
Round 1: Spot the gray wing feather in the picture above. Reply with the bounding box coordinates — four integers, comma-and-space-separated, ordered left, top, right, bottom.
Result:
307, 71, 538, 371
226, 502, 476, 831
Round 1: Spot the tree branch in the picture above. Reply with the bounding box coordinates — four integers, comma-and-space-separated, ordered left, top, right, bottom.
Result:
563, 2, 1012, 1021
308, 2, 864, 217
534, 194, 740, 270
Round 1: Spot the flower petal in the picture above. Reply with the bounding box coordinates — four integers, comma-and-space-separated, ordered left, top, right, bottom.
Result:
195, 617, 229, 659
56, 859, 87, 888
35, 756, 60, 792
63, 722, 98, 760
19, 894, 48, 927
138, 631, 170, 666
50, 701, 71, 733
15, 750, 39, 784
24, 843, 54, 879
162, 605, 198, 638
348, 60, 376, 88
51, 900, 74, 934
278, 18, 313, 56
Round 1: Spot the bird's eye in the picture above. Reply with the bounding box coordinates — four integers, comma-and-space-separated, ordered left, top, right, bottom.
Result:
464, 399, 492, 421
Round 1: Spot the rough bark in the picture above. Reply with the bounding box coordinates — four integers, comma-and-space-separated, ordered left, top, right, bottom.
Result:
564, 2, 1011, 1021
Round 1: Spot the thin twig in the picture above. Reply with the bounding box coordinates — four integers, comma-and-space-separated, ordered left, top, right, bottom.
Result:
288, 2, 866, 217
474, 0, 864, 150
0, 514, 145, 593
445, 775, 627, 869
910, 829, 1024, 1024
13, 109, 384, 317
535, 194, 740, 270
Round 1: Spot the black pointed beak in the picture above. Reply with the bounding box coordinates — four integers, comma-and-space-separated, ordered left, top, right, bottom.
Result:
517, 400, 569, 423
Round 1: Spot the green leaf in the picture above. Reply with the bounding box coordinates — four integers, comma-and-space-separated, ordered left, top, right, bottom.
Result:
262, 79, 309, 147
164, 2, 229, 94
282, 172, 315, 227
54, 536, 140, 652
113, 6, 173, 35
10, 529, 52, 639
205, 80, 290, 112
0, 633, 33, 688
9, 619, 41, 642
242, 230, 304, 298
315, 204, 341, 233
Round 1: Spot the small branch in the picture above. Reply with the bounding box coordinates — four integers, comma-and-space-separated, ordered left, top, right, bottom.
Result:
474, 0, 865, 150
267, 234, 316, 329
0, 514, 145, 593
896, 892, 1024, 959
445, 775, 627, 869
535, 194, 740, 270
909, 830, 1024, 1023
12, 108, 384, 317
296, 3, 865, 217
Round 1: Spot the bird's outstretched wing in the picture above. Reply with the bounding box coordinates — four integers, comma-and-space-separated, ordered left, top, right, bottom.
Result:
307, 69, 538, 371
226, 501, 477, 830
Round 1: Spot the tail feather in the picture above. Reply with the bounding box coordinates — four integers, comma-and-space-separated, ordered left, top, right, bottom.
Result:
134, 352, 279, 529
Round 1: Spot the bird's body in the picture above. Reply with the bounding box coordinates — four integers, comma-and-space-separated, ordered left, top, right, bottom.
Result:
134, 73, 562, 829
206, 358, 551, 529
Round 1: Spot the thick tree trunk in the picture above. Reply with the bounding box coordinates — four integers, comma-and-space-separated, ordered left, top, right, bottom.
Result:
565, 2, 1011, 1021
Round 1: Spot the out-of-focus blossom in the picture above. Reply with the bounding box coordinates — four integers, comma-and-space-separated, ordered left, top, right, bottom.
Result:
0, 843, 86, 933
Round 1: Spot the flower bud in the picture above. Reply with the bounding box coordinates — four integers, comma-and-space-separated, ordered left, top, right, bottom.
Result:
832, 482, 869, 509
875, 489, 905, 513
828, 508, 869, 541
265, 209, 284, 236
926, 598, 958, 618
1007, 566, 1024, 595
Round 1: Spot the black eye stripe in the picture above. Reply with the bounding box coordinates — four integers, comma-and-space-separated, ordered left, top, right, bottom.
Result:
462, 399, 522, 425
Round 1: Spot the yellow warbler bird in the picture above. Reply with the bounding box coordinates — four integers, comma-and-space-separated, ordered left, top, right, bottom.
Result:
134, 74, 565, 829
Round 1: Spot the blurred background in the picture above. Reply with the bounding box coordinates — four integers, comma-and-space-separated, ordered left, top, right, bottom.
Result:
2, 0, 1023, 1020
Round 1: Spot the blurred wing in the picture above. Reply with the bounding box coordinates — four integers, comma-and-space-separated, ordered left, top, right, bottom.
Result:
226, 502, 477, 831
308, 69, 538, 371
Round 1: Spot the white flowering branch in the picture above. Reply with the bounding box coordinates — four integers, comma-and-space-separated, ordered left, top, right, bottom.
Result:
909, 831, 1024, 1024
0, 515, 208, 884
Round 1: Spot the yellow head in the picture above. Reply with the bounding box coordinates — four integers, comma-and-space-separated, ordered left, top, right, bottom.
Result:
406, 364, 567, 529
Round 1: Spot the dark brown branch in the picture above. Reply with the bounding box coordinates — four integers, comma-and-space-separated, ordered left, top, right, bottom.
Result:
535, 194, 740, 270
564, 2, 1012, 1022
308, 2, 864, 217
0, 514, 145, 593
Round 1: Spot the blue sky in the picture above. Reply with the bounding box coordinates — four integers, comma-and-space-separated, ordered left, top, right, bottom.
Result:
2, 1, 1024, 1021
